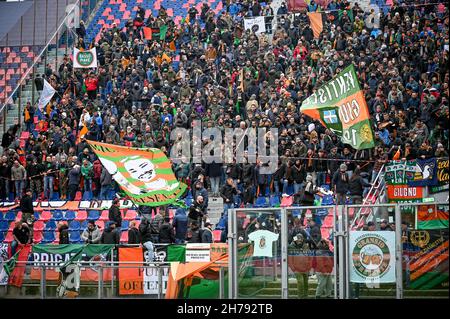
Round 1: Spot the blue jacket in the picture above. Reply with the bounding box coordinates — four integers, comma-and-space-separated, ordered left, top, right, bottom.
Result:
172, 209, 188, 240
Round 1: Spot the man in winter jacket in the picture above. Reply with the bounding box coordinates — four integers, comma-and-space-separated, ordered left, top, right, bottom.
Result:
332, 164, 349, 205
68, 164, 81, 200
108, 198, 122, 227
201, 222, 214, 243
172, 208, 188, 244
158, 217, 175, 243
99, 166, 113, 200
81, 220, 101, 244
58, 222, 70, 244
100, 221, 121, 244
128, 220, 141, 244
220, 178, 239, 215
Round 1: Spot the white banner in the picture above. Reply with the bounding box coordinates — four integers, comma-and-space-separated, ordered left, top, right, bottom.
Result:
37, 79, 56, 111
349, 231, 396, 284
0, 244, 9, 286
244, 16, 266, 35
73, 47, 98, 68
143, 266, 169, 295
185, 243, 211, 262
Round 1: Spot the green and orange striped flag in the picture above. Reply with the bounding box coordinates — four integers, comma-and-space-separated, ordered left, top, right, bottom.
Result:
87, 141, 187, 206
300, 64, 375, 150
416, 204, 449, 230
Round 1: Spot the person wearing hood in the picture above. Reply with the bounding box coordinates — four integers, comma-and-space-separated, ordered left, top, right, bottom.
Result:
158, 217, 175, 243
100, 221, 121, 244
81, 220, 102, 244
172, 208, 188, 244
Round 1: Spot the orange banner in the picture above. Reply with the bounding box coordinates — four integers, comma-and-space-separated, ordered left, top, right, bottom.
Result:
307, 12, 323, 38
118, 247, 144, 295
387, 185, 423, 201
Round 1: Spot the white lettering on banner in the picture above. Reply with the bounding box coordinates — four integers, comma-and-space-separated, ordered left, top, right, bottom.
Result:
393, 187, 417, 197
143, 267, 169, 295
339, 100, 361, 124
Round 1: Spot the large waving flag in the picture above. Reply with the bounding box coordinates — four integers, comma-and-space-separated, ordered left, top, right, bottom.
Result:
87, 141, 187, 206
300, 64, 375, 150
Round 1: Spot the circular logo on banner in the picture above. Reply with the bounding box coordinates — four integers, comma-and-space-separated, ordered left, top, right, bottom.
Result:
76, 51, 94, 67
251, 24, 260, 33
352, 234, 391, 279
410, 231, 430, 248
360, 123, 372, 143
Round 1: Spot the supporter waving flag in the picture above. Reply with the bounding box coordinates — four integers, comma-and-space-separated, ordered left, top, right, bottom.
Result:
87, 141, 187, 206
300, 64, 375, 150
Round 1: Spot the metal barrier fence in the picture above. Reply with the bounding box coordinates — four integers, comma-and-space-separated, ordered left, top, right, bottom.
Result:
228, 202, 449, 299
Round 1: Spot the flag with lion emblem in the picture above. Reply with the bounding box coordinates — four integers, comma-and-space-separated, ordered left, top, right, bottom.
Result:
300, 64, 375, 150
87, 141, 187, 206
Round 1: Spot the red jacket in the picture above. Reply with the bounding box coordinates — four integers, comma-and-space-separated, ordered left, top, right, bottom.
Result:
85, 77, 98, 91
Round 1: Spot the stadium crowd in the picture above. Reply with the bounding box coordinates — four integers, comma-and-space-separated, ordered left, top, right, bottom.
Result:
0, 0, 448, 215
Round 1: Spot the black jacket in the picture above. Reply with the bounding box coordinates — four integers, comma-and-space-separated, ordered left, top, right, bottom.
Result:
348, 176, 371, 196
220, 184, 237, 203
188, 201, 205, 220
201, 228, 213, 243
20, 195, 34, 215
108, 205, 122, 227
128, 228, 141, 244
158, 222, 175, 243
59, 224, 70, 244
101, 226, 121, 244
139, 219, 154, 243
332, 171, 349, 194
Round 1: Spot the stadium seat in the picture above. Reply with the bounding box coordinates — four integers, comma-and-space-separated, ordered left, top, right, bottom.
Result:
120, 231, 128, 243
33, 231, 43, 243
4, 211, 16, 222
52, 211, 64, 221
0, 221, 9, 231
43, 231, 55, 242
87, 210, 100, 220
40, 211, 52, 222
75, 211, 88, 221
0, 213, 3, 221
15, 211, 22, 221
213, 230, 221, 242
74, 191, 82, 201
0, 231, 5, 242
95, 220, 105, 230
69, 220, 81, 231
64, 211, 76, 221
99, 210, 109, 221
80, 220, 88, 230
68, 231, 81, 243
269, 196, 280, 207
44, 220, 57, 231
254, 196, 268, 208
124, 210, 137, 220
34, 220, 44, 231
121, 220, 129, 231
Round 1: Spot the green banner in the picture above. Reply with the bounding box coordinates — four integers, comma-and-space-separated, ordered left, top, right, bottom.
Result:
300, 64, 374, 150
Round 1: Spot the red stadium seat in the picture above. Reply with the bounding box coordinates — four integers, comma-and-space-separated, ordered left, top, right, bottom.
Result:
40, 211, 52, 222
99, 210, 109, 221
33, 231, 43, 243
124, 210, 137, 220
34, 220, 44, 231
95, 220, 105, 230
75, 210, 87, 221
213, 230, 221, 242
4, 231, 14, 243
120, 231, 128, 243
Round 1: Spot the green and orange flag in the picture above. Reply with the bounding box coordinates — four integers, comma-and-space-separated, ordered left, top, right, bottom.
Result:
87, 141, 187, 206
300, 64, 375, 150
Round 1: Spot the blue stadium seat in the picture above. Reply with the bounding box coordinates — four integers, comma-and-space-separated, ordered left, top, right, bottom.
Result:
320, 185, 330, 191
321, 195, 334, 205
82, 191, 93, 201
33, 212, 40, 221
0, 221, 9, 232
269, 196, 280, 207
292, 209, 301, 218
51, 192, 60, 201
87, 210, 100, 220
121, 220, 129, 231
43, 231, 55, 242
64, 211, 76, 221
69, 231, 81, 243
44, 220, 57, 231
0, 231, 5, 242
52, 211, 63, 221
254, 196, 268, 208
0, 213, 3, 221
80, 220, 88, 230
69, 221, 81, 231
4, 211, 16, 222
